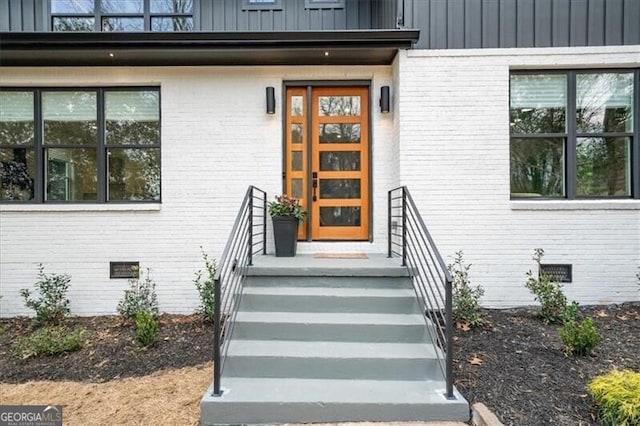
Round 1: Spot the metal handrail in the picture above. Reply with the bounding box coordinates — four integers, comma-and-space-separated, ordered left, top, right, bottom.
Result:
212, 185, 267, 396
388, 186, 455, 399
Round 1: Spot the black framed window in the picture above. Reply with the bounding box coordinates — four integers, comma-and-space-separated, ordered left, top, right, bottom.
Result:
510, 70, 639, 199
305, 0, 345, 9
0, 87, 161, 203
242, 0, 282, 11
50, 0, 194, 32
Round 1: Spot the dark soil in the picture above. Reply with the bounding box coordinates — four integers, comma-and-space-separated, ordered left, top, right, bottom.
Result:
453, 302, 640, 426
1, 304, 638, 425
0, 314, 213, 383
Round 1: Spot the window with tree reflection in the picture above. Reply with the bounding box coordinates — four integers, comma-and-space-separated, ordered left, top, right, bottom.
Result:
510, 71, 637, 199
0, 87, 160, 203
51, 0, 193, 32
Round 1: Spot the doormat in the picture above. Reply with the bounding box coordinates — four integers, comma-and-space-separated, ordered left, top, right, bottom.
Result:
313, 253, 369, 259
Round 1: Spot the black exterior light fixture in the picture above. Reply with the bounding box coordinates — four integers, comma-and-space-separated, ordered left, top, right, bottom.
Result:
266, 86, 276, 114
380, 85, 390, 113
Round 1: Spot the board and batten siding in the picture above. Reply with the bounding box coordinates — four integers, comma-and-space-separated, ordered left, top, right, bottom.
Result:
402, 0, 640, 49
0, 0, 395, 32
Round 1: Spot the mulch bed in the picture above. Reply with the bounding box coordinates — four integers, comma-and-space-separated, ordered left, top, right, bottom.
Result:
453, 302, 640, 426
0, 314, 213, 383
1, 303, 639, 425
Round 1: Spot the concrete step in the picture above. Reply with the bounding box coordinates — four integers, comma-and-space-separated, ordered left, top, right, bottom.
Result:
245, 275, 413, 289
232, 311, 431, 343
200, 377, 470, 424
224, 340, 443, 380
248, 254, 409, 277
239, 286, 420, 314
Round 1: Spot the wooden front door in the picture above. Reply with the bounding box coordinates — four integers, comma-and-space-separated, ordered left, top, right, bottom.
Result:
285, 86, 370, 241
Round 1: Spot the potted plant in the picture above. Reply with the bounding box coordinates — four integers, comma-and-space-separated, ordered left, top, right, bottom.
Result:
268, 194, 307, 257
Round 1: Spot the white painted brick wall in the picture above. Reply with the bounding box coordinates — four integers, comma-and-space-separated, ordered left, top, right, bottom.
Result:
0, 65, 393, 316
397, 46, 640, 307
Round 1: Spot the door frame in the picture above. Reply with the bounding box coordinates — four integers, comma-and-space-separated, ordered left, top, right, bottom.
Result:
282, 80, 373, 241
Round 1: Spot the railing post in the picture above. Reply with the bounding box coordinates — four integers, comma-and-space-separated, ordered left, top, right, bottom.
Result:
248, 187, 254, 267
212, 276, 222, 396
401, 187, 407, 267
445, 276, 454, 399
262, 191, 267, 255
387, 190, 392, 258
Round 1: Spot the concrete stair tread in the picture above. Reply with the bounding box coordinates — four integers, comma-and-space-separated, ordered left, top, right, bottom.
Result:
208, 377, 465, 404
241, 286, 417, 298
226, 340, 438, 358
235, 311, 427, 325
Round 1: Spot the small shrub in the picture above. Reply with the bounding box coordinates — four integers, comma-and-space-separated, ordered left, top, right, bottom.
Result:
448, 251, 484, 327
12, 326, 85, 359
588, 369, 640, 426
560, 316, 602, 355
117, 267, 159, 321
135, 310, 159, 347
525, 249, 567, 323
562, 300, 582, 323
20, 264, 71, 325
194, 248, 217, 323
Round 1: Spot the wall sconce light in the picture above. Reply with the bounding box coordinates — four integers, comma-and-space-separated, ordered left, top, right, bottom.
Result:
266, 87, 276, 115
380, 86, 390, 114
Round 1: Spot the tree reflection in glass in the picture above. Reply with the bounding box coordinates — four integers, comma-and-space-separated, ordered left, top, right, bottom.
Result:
510, 138, 564, 197
577, 73, 633, 134
318, 96, 360, 117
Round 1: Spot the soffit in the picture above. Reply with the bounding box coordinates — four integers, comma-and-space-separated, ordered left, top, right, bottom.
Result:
0, 30, 419, 67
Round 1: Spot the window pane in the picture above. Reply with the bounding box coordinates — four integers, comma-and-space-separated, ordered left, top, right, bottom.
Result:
577, 73, 634, 133
320, 179, 361, 199
320, 207, 360, 226
319, 124, 360, 143
101, 0, 143, 13
0, 148, 35, 201
106, 91, 160, 145
51, 0, 94, 13
291, 178, 303, 199
510, 138, 565, 197
52, 17, 95, 31
320, 151, 360, 171
291, 96, 303, 116
43, 91, 97, 145
291, 124, 303, 143
107, 148, 160, 201
0, 91, 34, 146
102, 17, 144, 31
319, 96, 360, 116
291, 151, 303, 171
46, 148, 97, 201
510, 74, 566, 134
577, 137, 631, 196
151, 0, 193, 13
151, 17, 194, 31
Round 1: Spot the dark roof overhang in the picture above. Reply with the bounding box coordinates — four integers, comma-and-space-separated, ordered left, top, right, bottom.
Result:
0, 30, 419, 67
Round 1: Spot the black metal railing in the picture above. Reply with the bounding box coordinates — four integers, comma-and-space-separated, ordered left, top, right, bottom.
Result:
212, 185, 267, 396
388, 186, 455, 399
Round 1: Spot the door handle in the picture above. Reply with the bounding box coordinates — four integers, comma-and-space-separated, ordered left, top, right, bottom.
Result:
312, 172, 318, 202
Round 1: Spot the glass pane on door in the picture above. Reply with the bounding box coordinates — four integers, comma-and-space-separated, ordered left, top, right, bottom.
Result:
320, 207, 361, 226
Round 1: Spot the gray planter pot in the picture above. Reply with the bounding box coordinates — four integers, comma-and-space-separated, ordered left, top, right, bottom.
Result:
272, 216, 299, 257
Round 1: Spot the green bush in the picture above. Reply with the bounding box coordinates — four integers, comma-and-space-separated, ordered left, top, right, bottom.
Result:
135, 310, 159, 347
12, 326, 85, 359
525, 249, 567, 323
20, 264, 71, 325
559, 316, 602, 356
117, 268, 159, 321
194, 248, 217, 323
448, 251, 484, 327
588, 369, 640, 426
